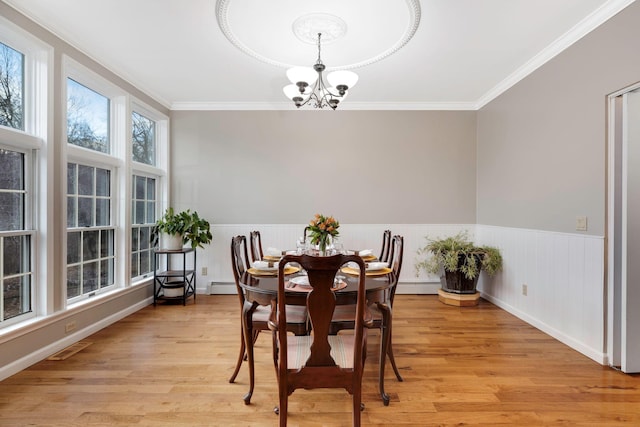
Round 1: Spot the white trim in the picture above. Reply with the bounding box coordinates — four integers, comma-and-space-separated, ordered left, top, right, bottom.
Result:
170, 101, 479, 111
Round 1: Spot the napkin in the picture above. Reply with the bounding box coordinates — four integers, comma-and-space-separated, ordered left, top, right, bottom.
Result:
358, 249, 373, 257
253, 260, 278, 270
366, 261, 388, 271
265, 247, 282, 257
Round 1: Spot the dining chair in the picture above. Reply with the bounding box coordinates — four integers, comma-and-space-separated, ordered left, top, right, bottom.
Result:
249, 230, 263, 262
329, 234, 404, 405
228, 235, 308, 405
270, 254, 371, 427
379, 229, 392, 263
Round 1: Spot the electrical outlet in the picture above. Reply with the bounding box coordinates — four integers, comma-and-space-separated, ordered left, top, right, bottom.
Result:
576, 216, 588, 231
522, 284, 528, 296
65, 320, 77, 333
201, 267, 208, 276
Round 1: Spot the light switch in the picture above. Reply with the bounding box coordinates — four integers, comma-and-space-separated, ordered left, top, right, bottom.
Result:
576, 216, 587, 231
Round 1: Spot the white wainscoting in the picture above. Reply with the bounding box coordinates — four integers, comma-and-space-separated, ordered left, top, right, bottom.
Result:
198, 223, 607, 364
197, 223, 475, 295
476, 225, 606, 364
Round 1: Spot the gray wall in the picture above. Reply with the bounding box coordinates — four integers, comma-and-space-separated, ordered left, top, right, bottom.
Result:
477, 1, 640, 235
170, 110, 477, 225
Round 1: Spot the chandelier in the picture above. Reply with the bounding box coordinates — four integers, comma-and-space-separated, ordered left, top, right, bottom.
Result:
283, 33, 358, 110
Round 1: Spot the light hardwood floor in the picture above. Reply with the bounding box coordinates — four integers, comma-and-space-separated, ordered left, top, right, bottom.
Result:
1, 295, 639, 426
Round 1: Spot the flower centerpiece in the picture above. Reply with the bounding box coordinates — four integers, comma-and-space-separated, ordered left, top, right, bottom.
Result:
307, 213, 340, 255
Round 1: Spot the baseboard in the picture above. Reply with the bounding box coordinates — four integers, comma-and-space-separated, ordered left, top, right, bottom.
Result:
480, 292, 607, 365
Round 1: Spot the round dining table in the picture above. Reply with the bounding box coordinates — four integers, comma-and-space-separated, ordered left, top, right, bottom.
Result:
238, 267, 395, 307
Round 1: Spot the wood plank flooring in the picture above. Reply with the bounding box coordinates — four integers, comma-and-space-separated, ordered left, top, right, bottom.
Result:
1, 295, 639, 426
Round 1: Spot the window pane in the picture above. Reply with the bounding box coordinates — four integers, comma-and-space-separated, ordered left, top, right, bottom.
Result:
132, 111, 155, 165
0, 42, 24, 130
132, 228, 139, 251
100, 259, 113, 287
67, 231, 81, 264
77, 164, 94, 196
3, 276, 30, 320
67, 78, 109, 153
135, 175, 146, 199
96, 168, 110, 197
67, 196, 77, 227
131, 253, 139, 278
78, 197, 93, 227
96, 198, 109, 226
100, 229, 113, 258
0, 193, 22, 231
135, 201, 145, 224
0, 149, 25, 231
0, 149, 24, 190
3, 235, 29, 276
82, 230, 98, 260
67, 163, 77, 194
140, 251, 150, 276
84, 261, 99, 293
139, 226, 150, 250
67, 265, 80, 298
147, 178, 155, 200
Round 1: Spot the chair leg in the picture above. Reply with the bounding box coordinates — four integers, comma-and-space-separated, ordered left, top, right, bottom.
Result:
387, 339, 403, 382
242, 313, 255, 405
278, 390, 288, 427
353, 389, 363, 427
378, 321, 391, 406
228, 326, 245, 383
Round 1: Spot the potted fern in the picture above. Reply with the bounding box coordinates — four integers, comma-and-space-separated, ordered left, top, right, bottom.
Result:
415, 231, 502, 294
150, 207, 212, 250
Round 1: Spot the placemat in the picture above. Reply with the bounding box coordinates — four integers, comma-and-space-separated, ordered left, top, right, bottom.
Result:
340, 266, 392, 276
248, 266, 300, 276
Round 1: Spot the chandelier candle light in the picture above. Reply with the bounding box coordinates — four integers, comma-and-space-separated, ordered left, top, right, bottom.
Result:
283, 33, 358, 110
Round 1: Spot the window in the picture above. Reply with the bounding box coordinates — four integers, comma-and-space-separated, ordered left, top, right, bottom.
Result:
132, 111, 155, 165
0, 41, 24, 130
66, 78, 109, 153
66, 162, 114, 299
131, 175, 156, 279
0, 147, 32, 322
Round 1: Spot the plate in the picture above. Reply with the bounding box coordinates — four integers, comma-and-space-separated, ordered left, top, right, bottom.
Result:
263, 255, 282, 261
289, 276, 310, 287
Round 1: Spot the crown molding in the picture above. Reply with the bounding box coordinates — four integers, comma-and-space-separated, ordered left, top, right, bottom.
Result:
170, 101, 478, 111
475, 0, 637, 109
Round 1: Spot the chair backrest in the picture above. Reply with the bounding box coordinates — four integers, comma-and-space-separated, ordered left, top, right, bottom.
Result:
230, 235, 250, 288
379, 229, 392, 263
249, 230, 263, 262
303, 226, 310, 243
275, 253, 367, 394
387, 235, 404, 305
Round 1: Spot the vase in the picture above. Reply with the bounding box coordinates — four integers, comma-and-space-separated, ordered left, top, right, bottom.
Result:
318, 233, 331, 256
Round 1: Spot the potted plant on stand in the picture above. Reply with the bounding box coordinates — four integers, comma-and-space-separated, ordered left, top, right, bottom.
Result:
415, 231, 502, 306
150, 207, 213, 250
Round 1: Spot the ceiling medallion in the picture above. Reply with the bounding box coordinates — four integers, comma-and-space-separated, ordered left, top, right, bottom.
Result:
215, 0, 421, 70
292, 13, 346, 45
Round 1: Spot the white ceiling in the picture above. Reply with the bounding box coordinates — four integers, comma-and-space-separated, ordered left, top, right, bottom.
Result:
3, 0, 635, 110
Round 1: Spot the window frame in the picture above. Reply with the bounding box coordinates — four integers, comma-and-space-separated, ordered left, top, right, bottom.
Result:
0, 142, 36, 327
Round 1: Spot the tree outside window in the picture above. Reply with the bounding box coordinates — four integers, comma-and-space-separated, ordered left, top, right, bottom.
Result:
66, 78, 109, 153
132, 111, 155, 165
0, 42, 24, 130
